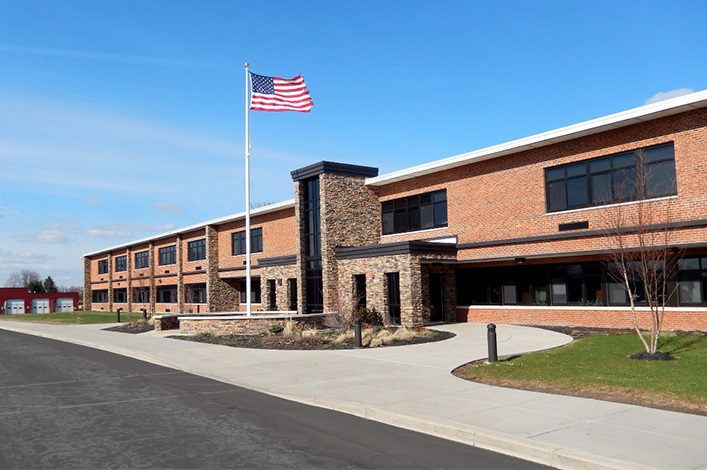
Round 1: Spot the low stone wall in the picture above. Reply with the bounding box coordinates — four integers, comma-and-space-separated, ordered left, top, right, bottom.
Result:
458, 306, 707, 331
178, 313, 329, 335
154, 315, 180, 331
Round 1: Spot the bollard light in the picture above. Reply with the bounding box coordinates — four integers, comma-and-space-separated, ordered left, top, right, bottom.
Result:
354, 320, 363, 349
116, 308, 122, 323
487, 323, 498, 363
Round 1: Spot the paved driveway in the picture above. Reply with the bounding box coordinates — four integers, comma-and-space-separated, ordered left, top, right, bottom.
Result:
0, 329, 544, 469
1, 320, 706, 469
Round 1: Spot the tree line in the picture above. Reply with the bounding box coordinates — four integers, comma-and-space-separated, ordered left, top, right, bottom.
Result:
5, 269, 82, 295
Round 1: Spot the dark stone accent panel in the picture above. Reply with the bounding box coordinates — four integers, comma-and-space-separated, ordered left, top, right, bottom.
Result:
206, 226, 239, 312
83, 258, 91, 311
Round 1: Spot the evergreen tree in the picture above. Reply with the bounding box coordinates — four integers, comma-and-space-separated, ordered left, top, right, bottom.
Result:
27, 280, 46, 294
43, 276, 58, 293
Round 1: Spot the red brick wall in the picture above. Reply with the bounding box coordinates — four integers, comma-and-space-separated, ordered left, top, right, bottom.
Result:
458, 306, 707, 332
217, 207, 297, 269
375, 108, 707, 256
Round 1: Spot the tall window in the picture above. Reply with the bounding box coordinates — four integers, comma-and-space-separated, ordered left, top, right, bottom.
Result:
232, 228, 263, 255
545, 142, 676, 212
381, 189, 447, 235
156, 285, 178, 303
159, 245, 176, 265
98, 259, 109, 274
188, 239, 206, 261
677, 257, 707, 306
185, 283, 207, 304
135, 251, 149, 269
239, 278, 261, 304
303, 177, 323, 313
115, 255, 127, 272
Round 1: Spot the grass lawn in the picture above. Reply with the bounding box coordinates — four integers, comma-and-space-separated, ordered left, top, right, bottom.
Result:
454, 332, 707, 415
0, 311, 144, 324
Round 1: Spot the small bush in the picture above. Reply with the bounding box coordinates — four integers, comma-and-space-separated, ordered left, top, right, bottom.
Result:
352, 307, 383, 326
268, 323, 284, 335
282, 319, 297, 337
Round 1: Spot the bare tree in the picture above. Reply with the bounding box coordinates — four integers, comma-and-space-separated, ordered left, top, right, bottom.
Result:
603, 171, 680, 356
6, 269, 40, 288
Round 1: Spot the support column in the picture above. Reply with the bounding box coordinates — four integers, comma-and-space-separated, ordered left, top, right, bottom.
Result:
177, 234, 184, 313
83, 257, 92, 311
149, 242, 156, 313
127, 248, 133, 313
107, 254, 114, 312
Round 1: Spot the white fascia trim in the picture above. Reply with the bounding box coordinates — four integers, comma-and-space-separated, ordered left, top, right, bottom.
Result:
458, 305, 707, 312
83, 199, 295, 257
367, 90, 707, 187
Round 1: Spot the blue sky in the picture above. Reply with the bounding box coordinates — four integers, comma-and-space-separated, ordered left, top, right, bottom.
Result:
1, 0, 705, 286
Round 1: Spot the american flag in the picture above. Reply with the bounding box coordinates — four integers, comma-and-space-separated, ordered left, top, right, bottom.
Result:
249, 72, 314, 112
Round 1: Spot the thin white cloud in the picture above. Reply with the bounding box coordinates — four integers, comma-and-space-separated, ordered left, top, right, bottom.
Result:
0, 248, 54, 269
644, 88, 695, 105
83, 197, 101, 206
31, 229, 73, 244
87, 223, 176, 239
153, 202, 185, 214
0, 44, 217, 68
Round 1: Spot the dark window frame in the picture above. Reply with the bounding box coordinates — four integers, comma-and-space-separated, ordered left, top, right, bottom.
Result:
677, 257, 707, 306
187, 239, 206, 261
156, 285, 178, 303
232, 227, 263, 256
115, 255, 127, 272
98, 259, 109, 274
92, 289, 108, 303
381, 189, 448, 235
134, 251, 149, 269
158, 245, 177, 266
132, 286, 150, 303
184, 283, 207, 304
113, 288, 128, 303
238, 278, 261, 304
545, 142, 677, 213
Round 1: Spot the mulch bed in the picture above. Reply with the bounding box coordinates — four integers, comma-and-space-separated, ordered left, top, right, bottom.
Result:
530, 325, 638, 339
168, 328, 455, 350
104, 320, 154, 334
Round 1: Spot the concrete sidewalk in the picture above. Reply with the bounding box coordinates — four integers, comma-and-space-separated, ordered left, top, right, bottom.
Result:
0, 320, 704, 470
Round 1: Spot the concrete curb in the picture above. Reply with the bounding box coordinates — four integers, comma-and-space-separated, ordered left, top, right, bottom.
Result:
0, 323, 656, 470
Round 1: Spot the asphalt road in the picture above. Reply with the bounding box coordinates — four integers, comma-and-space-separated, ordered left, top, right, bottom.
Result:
0, 329, 546, 469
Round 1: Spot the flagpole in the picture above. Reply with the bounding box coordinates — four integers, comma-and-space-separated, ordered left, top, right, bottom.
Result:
244, 62, 252, 317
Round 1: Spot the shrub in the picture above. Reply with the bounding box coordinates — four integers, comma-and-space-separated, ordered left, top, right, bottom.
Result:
268, 323, 284, 335
352, 307, 383, 327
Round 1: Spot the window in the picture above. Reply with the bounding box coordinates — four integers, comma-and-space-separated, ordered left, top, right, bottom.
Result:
545, 143, 676, 212
303, 177, 323, 313
156, 285, 178, 303
382, 189, 448, 235
98, 259, 109, 274
267, 279, 277, 310
135, 251, 149, 269
92, 289, 108, 303
113, 288, 127, 303
185, 283, 207, 304
132, 287, 150, 303
457, 262, 602, 306
159, 245, 176, 265
353, 274, 367, 310
677, 257, 707, 306
115, 255, 127, 272
238, 278, 261, 304
232, 228, 263, 255
188, 239, 206, 261
288, 278, 298, 311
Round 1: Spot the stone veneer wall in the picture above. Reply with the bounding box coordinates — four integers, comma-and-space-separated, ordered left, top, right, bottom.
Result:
319, 173, 380, 313
206, 225, 239, 311
83, 258, 91, 311
260, 264, 299, 311
337, 252, 457, 327
149, 242, 156, 313
178, 315, 326, 335
176, 234, 184, 313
